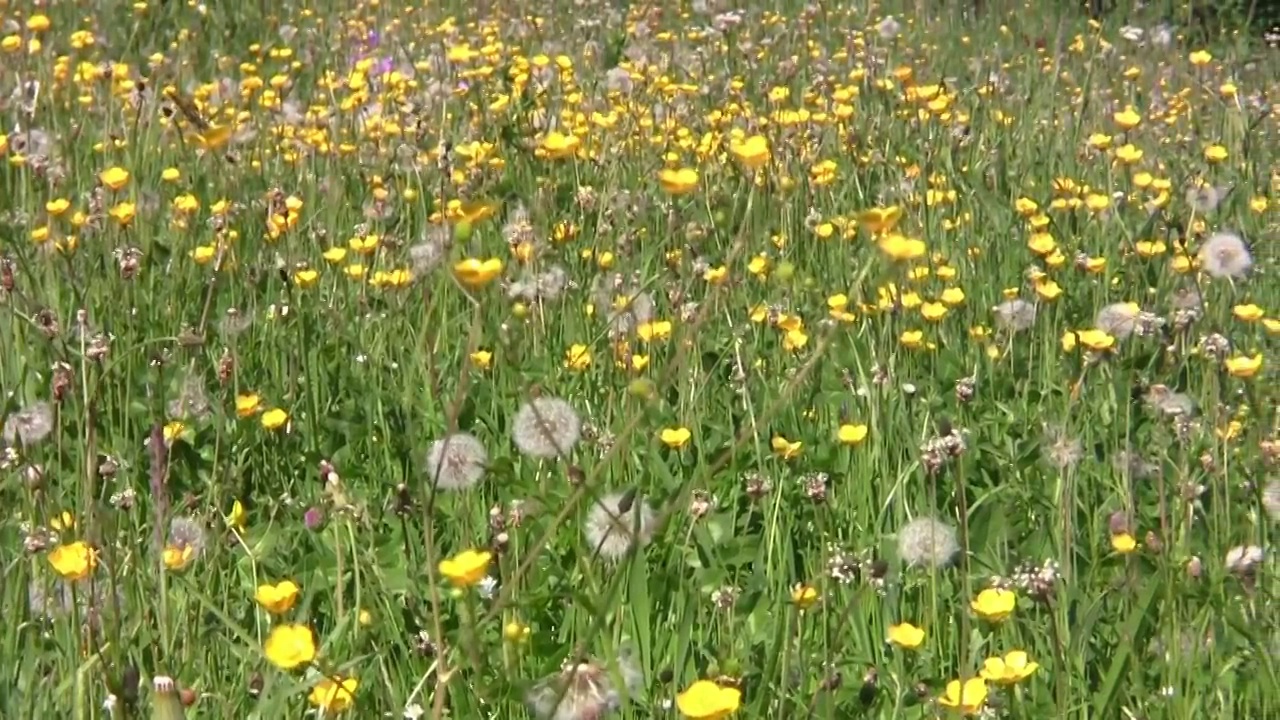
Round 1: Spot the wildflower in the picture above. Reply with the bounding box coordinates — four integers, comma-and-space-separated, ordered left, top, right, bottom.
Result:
982, 650, 1039, 684
235, 393, 262, 418
897, 516, 959, 568
887, 622, 925, 649
1076, 329, 1116, 351
470, 350, 493, 369
1224, 354, 1263, 379
438, 549, 492, 587
263, 624, 317, 670
309, 676, 358, 713
424, 433, 488, 490
503, 620, 531, 643
858, 206, 902, 234
729, 135, 770, 170
771, 435, 802, 459
99, 167, 130, 191
454, 258, 504, 288
791, 583, 819, 608
971, 588, 1016, 622
163, 516, 206, 571
837, 424, 868, 445
1111, 532, 1138, 554
255, 580, 300, 614
511, 397, 582, 459
2, 400, 55, 446
526, 653, 642, 720
261, 408, 289, 430
227, 500, 247, 532
660, 427, 692, 449
938, 677, 987, 715
585, 491, 656, 562
1203, 145, 1228, 163
563, 344, 593, 370
659, 167, 700, 195
1233, 304, 1265, 322
47, 541, 97, 581
541, 131, 580, 159
1094, 302, 1141, 339
676, 680, 741, 719
992, 299, 1036, 332
1198, 232, 1252, 278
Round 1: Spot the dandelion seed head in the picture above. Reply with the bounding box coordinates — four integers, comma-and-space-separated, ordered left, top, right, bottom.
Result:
3, 401, 55, 447
1198, 231, 1252, 279
993, 299, 1036, 332
1095, 302, 1142, 339
168, 516, 207, 558
424, 432, 488, 490
512, 397, 581, 459
584, 491, 656, 562
897, 516, 959, 569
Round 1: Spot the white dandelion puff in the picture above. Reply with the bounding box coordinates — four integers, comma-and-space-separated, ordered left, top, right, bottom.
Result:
512, 397, 581, 459
1198, 231, 1252, 279
897, 516, 959, 569
424, 433, 488, 490
584, 491, 656, 562
1095, 302, 1142, 339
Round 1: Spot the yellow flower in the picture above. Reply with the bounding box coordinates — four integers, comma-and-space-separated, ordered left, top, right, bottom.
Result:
981, 651, 1039, 684
261, 408, 289, 430
453, 258, 504, 288
564, 344, 592, 370
227, 500, 247, 532
263, 624, 317, 670
887, 622, 925, 649
322, 247, 348, 264
837, 424, 868, 445
879, 234, 927, 261
26, 14, 52, 32
661, 427, 692, 449
1027, 232, 1056, 256
791, 583, 819, 609
99, 166, 130, 191
1188, 50, 1213, 66
293, 268, 319, 287
938, 677, 988, 715
729, 134, 770, 170
970, 588, 1016, 622
1233, 304, 1265, 322
676, 680, 741, 719
162, 543, 195, 571
920, 301, 948, 321
48, 541, 97, 581
470, 350, 493, 369
659, 167, 700, 195
1077, 329, 1116, 352
1224, 353, 1263, 379
50, 511, 76, 532
1114, 144, 1143, 164
637, 320, 674, 342
1111, 532, 1138, 554
309, 676, 358, 713
1113, 107, 1142, 131
162, 421, 189, 445
771, 435, 803, 459
1203, 145, 1228, 163
541, 131, 580, 159
108, 202, 136, 226
438, 549, 492, 587
503, 620, 531, 643
899, 330, 925, 349
858, 206, 903, 234
235, 393, 262, 418
256, 580, 301, 614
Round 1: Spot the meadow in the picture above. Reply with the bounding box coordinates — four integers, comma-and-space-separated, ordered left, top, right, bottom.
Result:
1, 1, 1277, 718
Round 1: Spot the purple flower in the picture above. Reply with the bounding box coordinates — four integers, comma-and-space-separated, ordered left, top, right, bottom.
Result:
303, 506, 325, 530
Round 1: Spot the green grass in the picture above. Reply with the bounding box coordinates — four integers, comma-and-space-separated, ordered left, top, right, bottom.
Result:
1, 1, 1277, 719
